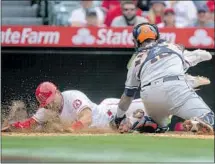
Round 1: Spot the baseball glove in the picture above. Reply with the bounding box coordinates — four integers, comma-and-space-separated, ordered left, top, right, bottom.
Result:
131, 116, 159, 133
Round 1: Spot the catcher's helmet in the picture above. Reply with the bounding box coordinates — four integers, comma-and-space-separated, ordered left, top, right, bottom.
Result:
35, 82, 57, 107
133, 23, 160, 48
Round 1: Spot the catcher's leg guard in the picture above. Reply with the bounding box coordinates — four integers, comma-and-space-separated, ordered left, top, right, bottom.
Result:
183, 112, 214, 134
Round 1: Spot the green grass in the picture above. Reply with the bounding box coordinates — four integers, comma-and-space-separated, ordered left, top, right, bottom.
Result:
2, 134, 214, 162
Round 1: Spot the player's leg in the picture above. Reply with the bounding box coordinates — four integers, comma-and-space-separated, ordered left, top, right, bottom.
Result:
183, 49, 212, 69
140, 82, 171, 128
161, 79, 213, 134
172, 94, 214, 134
185, 74, 210, 89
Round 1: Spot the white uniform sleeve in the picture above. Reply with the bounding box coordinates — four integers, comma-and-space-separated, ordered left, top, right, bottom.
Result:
70, 91, 93, 114
100, 98, 120, 105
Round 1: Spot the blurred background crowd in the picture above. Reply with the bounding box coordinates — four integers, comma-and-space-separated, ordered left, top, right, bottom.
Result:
2, 0, 214, 28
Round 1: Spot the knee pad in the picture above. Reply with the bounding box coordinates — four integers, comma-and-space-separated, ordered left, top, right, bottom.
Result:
199, 112, 214, 128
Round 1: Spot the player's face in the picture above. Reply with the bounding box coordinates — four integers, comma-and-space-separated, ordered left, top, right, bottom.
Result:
45, 91, 62, 113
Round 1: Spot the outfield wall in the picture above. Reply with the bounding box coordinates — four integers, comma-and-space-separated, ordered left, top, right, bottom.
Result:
2, 47, 214, 113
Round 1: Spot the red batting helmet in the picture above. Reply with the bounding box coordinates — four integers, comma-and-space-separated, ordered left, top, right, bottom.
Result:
35, 82, 57, 107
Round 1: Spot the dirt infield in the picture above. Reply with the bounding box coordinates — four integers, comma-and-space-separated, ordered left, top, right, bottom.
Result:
2, 131, 214, 139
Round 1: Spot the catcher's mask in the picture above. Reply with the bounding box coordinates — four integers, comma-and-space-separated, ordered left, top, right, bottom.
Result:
35, 82, 57, 108
132, 23, 160, 48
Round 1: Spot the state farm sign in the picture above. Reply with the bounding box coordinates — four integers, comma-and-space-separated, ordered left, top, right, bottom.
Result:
71, 28, 176, 46
96, 28, 133, 45
1, 26, 214, 49
72, 28, 133, 46
1, 27, 60, 45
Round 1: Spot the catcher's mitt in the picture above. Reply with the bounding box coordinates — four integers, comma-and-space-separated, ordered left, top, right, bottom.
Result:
131, 116, 158, 133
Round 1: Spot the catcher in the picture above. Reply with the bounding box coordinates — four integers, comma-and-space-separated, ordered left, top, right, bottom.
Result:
110, 23, 214, 134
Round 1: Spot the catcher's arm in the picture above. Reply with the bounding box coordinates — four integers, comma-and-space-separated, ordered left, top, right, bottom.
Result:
109, 94, 134, 130
127, 52, 137, 69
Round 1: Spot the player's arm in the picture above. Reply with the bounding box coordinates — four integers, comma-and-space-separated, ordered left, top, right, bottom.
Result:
110, 59, 140, 129
1, 116, 39, 132
1, 107, 48, 132
71, 107, 92, 131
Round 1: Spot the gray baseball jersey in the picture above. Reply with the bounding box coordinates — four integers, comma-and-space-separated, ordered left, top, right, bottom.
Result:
125, 41, 212, 127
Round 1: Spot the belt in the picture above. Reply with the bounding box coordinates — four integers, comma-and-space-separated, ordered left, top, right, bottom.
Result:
142, 76, 182, 88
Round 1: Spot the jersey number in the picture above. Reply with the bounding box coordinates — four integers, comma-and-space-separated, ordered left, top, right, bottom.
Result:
150, 53, 171, 64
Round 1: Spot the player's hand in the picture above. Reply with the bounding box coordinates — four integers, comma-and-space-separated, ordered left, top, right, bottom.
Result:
109, 115, 126, 130
118, 118, 132, 133
1, 125, 12, 132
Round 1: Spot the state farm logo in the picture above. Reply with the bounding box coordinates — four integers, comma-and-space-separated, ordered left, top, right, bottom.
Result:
1, 28, 60, 44
72, 28, 134, 46
72, 28, 95, 45
189, 29, 213, 46
72, 28, 177, 46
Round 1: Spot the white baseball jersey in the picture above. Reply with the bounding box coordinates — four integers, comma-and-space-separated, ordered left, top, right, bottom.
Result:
33, 90, 97, 125
33, 90, 145, 128
93, 98, 146, 127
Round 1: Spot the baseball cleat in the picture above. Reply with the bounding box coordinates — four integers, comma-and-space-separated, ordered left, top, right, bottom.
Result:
183, 117, 214, 135
185, 74, 210, 89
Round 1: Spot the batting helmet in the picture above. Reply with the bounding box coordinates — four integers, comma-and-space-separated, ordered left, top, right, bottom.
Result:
133, 23, 160, 48
35, 82, 57, 108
